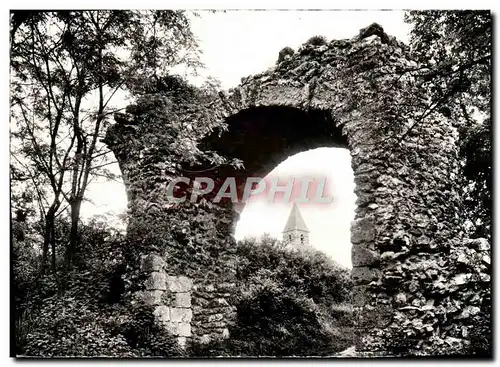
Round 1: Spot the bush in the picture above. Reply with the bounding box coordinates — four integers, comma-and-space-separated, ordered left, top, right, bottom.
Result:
20, 291, 183, 357
234, 237, 352, 306
306, 35, 327, 46
231, 284, 339, 356
14, 216, 184, 357
467, 296, 492, 357
22, 297, 135, 357
189, 282, 353, 357
187, 237, 355, 357
117, 304, 184, 357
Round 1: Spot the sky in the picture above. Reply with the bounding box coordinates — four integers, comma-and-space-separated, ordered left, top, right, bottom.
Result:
234, 148, 356, 268
188, 10, 410, 89
83, 10, 412, 268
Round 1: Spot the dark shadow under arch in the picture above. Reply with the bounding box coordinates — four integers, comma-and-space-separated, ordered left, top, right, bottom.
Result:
194, 106, 350, 216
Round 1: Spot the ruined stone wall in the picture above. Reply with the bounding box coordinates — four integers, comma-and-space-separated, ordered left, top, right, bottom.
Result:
105, 23, 490, 355
139, 254, 236, 346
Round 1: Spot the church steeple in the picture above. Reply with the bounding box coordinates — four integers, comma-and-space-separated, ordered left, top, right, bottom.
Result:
282, 203, 310, 248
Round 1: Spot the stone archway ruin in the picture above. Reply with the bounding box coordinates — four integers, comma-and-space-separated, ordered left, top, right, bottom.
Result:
105, 24, 490, 355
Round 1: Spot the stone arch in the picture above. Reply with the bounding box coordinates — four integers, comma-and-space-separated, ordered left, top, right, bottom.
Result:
198, 104, 348, 216
105, 24, 486, 355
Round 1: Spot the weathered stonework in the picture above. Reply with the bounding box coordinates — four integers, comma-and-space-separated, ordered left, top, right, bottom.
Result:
105, 23, 490, 356
136, 253, 235, 347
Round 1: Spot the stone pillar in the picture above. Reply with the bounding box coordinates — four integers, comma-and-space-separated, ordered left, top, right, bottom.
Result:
348, 111, 472, 355
105, 109, 239, 348
139, 254, 237, 347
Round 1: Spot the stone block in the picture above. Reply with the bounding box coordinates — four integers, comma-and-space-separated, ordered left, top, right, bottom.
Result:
200, 334, 211, 344
207, 321, 226, 328
177, 337, 187, 348
175, 292, 192, 308
352, 285, 368, 307
208, 313, 223, 322
178, 322, 192, 337
351, 217, 376, 244
482, 254, 490, 265
480, 273, 490, 282
144, 272, 167, 291
352, 245, 379, 266
408, 281, 419, 293
451, 273, 473, 286
153, 305, 170, 323
171, 307, 193, 323
222, 328, 230, 339
142, 290, 163, 306
380, 251, 396, 262
219, 282, 236, 291
351, 266, 380, 285
414, 213, 430, 228
165, 322, 179, 336
212, 298, 229, 306
140, 254, 166, 272
167, 276, 193, 292
358, 305, 393, 328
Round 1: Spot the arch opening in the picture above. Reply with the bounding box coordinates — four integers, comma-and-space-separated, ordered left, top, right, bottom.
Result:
199, 105, 351, 215
234, 146, 356, 269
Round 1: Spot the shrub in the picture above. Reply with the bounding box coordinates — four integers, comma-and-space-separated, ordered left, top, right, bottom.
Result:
306, 35, 327, 46
22, 297, 135, 357
467, 296, 492, 357
234, 237, 352, 306
14, 216, 184, 357
187, 237, 355, 357
277, 46, 295, 64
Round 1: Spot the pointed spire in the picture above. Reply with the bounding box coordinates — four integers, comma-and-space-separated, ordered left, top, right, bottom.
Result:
283, 203, 309, 233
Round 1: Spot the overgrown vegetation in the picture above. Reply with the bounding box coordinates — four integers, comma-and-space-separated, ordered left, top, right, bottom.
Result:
14, 223, 354, 357
405, 11, 492, 356
188, 235, 355, 357
10, 10, 201, 274
305, 35, 327, 46
405, 10, 491, 240
11, 10, 492, 358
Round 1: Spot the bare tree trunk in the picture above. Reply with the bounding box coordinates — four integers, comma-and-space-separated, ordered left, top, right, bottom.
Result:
40, 217, 51, 275
40, 207, 56, 275
66, 198, 82, 266
50, 218, 57, 274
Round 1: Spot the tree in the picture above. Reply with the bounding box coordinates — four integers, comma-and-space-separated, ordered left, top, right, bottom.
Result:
10, 10, 201, 271
404, 10, 491, 239
405, 11, 492, 356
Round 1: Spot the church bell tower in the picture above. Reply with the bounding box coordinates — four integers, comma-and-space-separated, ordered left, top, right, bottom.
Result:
282, 203, 310, 248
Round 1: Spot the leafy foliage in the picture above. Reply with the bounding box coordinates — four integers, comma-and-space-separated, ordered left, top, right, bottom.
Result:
14, 216, 185, 357
405, 10, 491, 239
459, 118, 492, 239
235, 236, 352, 306
405, 12, 491, 356
189, 235, 355, 357
10, 10, 202, 270
305, 35, 327, 46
